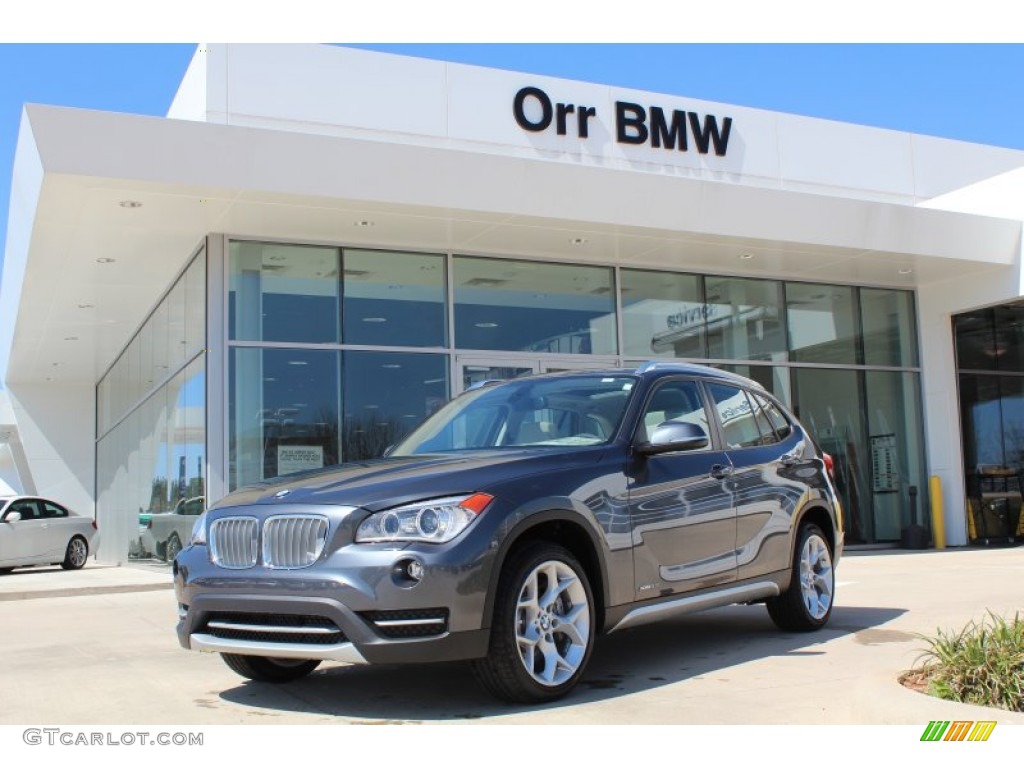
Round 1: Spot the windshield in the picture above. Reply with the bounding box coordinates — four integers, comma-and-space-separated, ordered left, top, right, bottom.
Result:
391, 375, 637, 455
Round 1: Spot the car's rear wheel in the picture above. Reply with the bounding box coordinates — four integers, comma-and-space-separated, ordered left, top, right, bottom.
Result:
221, 654, 321, 683
164, 533, 182, 563
767, 522, 834, 631
473, 542, 595, 703
61, 536, 89, 570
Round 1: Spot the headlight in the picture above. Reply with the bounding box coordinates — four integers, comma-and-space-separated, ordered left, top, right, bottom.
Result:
355, 493, 493, 544
190, 512, 209, 546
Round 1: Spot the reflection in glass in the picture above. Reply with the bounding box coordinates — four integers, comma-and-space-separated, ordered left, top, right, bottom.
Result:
786, 283, 858, 364
229, 349, 450, 488
230, 348, 341, 491
621, 269, 705, 359
860, 288, 918, 367
704, 276, 785, 362
341, 352, 449, 462
342, 250, 446, 347
454, 256, 616, 355
229, 241, 340, 343
712, 364, 791, 406
792, 368, 871, 543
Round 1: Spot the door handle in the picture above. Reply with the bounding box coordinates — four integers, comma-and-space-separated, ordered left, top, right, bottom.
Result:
710, 464, 734, 480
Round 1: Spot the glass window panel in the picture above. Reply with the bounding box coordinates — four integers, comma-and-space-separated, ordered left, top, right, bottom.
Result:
993, 303, 1024, 373
229, 241, 340, 343
792, 368, 871, 543
185, 249, 207, 360
149, 300, 169, 395
454, 256, 616, 355
711, 364, 791, 406
342, 250, 446, 347
863, 371, 926, 542
341, 351, 449, 462
167, 278, 187, 372
786, 282, 858, 365
229, 348, 341, 490
954, 309, 997, 371
860, 288, 919, 367
621, 269, 705, 359
704, 276, 786, 362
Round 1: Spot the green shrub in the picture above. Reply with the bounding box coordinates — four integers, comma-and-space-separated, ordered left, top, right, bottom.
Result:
910, 611, 1024, 712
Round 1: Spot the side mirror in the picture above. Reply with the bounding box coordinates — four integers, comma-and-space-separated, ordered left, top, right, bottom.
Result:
3, 511, 22, 523
636, 421, 709, 456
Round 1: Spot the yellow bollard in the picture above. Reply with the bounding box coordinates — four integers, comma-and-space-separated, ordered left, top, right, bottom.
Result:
929, 475, 946, 549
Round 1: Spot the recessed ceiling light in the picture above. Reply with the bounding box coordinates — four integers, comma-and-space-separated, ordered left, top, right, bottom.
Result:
119, 200, 142, 209
354, 220, 375, 228
288, 360, 309, 366
898, 268, 914, 275
96, 257, 116, 264
382, 364, 402, 369
475, 322, 499, 328
362, 317, 387, 323
738, 253, 754, 260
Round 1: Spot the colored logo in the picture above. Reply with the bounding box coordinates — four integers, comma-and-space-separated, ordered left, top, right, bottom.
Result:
920, 721, 997, 742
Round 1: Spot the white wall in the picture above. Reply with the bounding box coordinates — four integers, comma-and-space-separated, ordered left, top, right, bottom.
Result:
5, 382, 94, 518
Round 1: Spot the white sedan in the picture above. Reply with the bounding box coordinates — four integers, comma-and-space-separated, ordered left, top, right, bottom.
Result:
0, 496, 99, 573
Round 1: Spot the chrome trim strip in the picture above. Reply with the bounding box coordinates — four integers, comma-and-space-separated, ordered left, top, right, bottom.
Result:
206, 621, 339, 635
608, 581, 781, 634
189, 633, 369, 664
373, 618, 446, 627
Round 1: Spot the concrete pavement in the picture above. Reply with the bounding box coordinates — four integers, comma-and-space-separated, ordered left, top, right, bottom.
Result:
0, 546, 1021, 724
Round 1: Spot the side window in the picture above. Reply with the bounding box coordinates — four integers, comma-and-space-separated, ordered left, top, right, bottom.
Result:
10, 500, 42, 521
639, 380, 710, 449
707, 384, 776, 449
41, 502, 69, 519
753, 392, 792, 440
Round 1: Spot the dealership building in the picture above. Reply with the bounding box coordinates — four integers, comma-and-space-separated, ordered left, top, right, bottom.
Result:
3, 43, 1024, 562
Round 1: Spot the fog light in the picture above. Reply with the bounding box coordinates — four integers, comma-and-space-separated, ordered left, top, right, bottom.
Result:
407, 560, 425, 581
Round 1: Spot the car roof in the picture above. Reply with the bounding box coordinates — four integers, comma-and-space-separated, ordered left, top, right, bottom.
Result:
496, 361, 765, 390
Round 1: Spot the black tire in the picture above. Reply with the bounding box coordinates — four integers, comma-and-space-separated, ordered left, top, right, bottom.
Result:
767, 523, 835, 632
164, 533, 182, 563
472, 542, 595, 704
221, 654, 321, 683
61, 536, 89, 570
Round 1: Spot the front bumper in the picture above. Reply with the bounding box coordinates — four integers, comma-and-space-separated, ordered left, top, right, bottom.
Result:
174, 535, 494, 665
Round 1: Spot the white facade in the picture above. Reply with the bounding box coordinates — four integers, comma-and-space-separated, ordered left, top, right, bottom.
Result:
4, 44, 1024, 551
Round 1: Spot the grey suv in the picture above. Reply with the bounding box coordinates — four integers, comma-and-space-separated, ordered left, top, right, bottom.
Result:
174, 362, 843, 703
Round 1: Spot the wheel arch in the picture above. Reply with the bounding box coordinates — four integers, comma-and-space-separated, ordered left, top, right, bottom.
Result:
482, 510, 609, 635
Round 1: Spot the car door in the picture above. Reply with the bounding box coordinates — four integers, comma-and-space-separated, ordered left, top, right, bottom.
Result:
704, 383, 809, 581
0, 499, 45, 563
627, 378, 737, 596
39, 500, 75, 559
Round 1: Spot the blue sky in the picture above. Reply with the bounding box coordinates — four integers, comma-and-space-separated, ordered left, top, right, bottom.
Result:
4, 43, 1024, 293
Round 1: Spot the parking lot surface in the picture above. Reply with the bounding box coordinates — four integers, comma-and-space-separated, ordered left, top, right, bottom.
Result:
1, 547, 1022, 725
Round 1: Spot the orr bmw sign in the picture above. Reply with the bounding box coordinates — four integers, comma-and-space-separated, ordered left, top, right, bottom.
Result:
513, 85, 733, 156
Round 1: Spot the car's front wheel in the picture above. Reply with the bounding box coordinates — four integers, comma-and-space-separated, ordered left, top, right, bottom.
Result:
221, 654, 321, 683
473, 542, 595, 703
61, 536, 89, 570
767, 522, 835, 631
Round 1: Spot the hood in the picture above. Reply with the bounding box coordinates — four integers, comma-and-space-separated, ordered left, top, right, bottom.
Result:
212, 447, 608, 512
